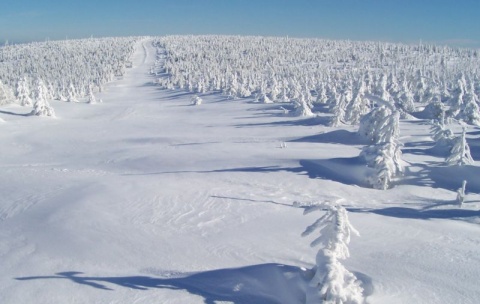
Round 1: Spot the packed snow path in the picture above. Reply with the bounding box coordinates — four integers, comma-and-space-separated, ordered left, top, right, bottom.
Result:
1, 39, 479, 303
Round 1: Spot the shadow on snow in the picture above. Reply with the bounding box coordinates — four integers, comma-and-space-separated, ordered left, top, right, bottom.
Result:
289, 129, 367, 145
349, 206, 480, 220
401, 163, 480, 193
16, 264, 307, 304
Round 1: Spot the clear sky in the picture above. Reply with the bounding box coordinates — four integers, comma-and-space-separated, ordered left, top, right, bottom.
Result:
1, 0, 479, 47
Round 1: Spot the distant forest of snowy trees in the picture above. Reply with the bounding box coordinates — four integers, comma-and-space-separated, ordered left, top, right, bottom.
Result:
0, 37, 139, 113
153, 35, 480, 126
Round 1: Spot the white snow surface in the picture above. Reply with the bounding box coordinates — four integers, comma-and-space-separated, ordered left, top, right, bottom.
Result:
1, 39, 479, 304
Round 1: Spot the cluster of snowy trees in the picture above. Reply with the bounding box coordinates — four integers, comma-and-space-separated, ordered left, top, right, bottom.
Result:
153, 35, 480, 126
0, 37, 140, 112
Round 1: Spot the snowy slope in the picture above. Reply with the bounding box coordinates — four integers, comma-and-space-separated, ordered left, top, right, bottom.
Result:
1, 39, 479, 304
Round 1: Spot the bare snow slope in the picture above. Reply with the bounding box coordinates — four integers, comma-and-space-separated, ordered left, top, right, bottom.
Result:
1, 39, 479, 304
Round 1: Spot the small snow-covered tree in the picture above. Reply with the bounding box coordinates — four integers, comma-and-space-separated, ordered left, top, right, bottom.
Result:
456, 180, 467, 207
459, 88, 480, 126
302, 201, 363, 304
330, 93, 347, 126
344, 80, 370, 125
292, 93, 315, 117
0, 80, 15, 105
190, 94, 202, 105
446, 128, 474, 166
30, 80, 55, 117
256, 92, 272, 104
67, 82, 79, 102
87, 85, 97, 104
396, 79, 416, 118
430, 109, 455, 143
16, 77, 33, 106
315, 83, 329, 104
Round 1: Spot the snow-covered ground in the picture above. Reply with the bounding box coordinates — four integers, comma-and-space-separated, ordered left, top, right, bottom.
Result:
1, 39, 479, 303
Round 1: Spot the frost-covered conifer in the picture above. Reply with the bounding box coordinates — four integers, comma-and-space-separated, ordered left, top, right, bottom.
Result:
30, 80, 55, 117
361, 142, 403, 190
344, 80, 370, 125
302, 202, 363, 304
458, 87, 480, 126
330, 93, 347, 126
190, 94, 202, 105
456, 180, 467, 207
446, 128, 474, 166
430, 107, 453, 142
0, 80, 15, 105
449, 75, 467, 116
16, 77, 33, 106
315, 83, 328, 104
358, 107, 403, 189
67, 82, 79, 102
396, 79, 416, 118
292, 93, 315, 117
87, 86, 97, 104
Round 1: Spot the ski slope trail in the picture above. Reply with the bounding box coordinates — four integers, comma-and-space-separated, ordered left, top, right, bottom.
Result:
1, 39, 479, 303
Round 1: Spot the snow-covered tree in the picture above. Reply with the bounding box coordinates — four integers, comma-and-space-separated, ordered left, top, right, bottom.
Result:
67, 82, 79, 102
87, 85, 97, 104
330, 93, 347, 126
344, 80, 370, 125
361, 142, 403, 190
456, 180, 467, 207
190, 94, 202, 105
16, 77, 33, 106
430, 108, 454, 143
30, 80, 55, 117
458, 88, 480, 126
396, 79, 416, 118
446, 128, 474, 166
302, 201, 363, 304
358, 107, 403, 189
0, 80, 15, 105
292, 93, 315, 117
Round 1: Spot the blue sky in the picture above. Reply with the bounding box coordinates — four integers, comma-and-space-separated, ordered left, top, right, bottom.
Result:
1, 0, 479, 47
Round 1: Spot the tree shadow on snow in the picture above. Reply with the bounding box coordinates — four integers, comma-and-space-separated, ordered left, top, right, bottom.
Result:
400, 163, 480, 193
16, 264, 307, 304
349, 206, 480, 220
290, 129, 367, 145
123, 159, 374, 190
234, 116, 330, 128
0, 109, 31, 117
299, 158, 373, 188
123, 165, 304, 176
15, 264, 374, 304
